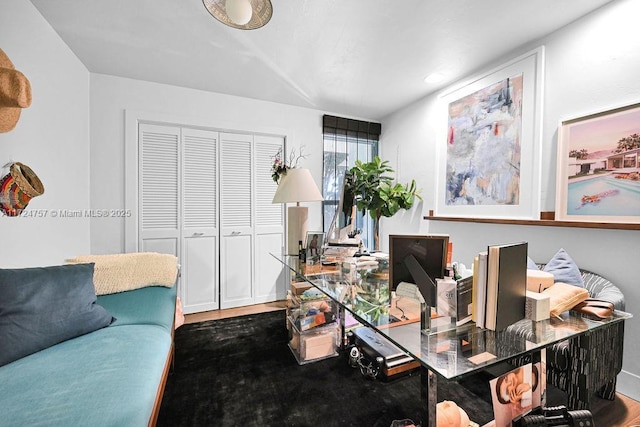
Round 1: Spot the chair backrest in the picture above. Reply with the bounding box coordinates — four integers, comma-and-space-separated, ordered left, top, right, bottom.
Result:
580, 269, 625, 311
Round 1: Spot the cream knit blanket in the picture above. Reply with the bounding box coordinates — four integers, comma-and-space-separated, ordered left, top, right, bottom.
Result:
66, 252, 178, 296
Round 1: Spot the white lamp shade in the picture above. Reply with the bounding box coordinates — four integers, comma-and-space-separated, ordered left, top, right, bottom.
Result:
272, 168, 324, 204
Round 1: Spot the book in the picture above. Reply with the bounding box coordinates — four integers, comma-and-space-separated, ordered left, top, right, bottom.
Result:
436, 277, 456, 317
473, 251, 488, 329
471, 255, 479, 323
485, 242, 528, 331
456, 275, 473, 326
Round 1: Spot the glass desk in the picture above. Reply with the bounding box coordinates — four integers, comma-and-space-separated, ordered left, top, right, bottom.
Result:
273, 254, 632, 427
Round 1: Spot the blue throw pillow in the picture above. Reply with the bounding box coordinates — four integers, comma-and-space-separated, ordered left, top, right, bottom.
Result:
0, 263, 114, 367
542, 248, 585, 287
527, 257, 539, 270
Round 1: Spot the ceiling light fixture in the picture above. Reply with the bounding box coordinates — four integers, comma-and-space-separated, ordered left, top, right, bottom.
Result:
202, 0, 273, 30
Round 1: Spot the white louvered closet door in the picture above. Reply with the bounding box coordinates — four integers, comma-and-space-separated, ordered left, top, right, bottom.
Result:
138, 123, 285, 312
220, 132, 254, 308
139, 124, 180, 259
253, 135, 285, 303
181, 128, 219, 314
219, 133, 285, 308
220, 133, 253, 308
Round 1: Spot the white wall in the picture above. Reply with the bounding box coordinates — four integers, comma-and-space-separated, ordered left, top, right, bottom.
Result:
0, 0, 90, 267
89, 74, 328, 255
381, 0, 640, 400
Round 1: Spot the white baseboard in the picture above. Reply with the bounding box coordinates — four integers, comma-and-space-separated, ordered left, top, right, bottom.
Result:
617, 369, 640, 401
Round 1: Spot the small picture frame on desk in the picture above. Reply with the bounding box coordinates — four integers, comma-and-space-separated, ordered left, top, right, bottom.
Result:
305, 232, 324, 264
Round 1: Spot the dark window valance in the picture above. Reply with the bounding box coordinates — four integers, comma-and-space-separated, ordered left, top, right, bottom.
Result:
322, 115, 381, 140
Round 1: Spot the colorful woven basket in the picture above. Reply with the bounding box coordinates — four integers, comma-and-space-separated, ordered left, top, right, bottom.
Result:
0, 162, 44, 216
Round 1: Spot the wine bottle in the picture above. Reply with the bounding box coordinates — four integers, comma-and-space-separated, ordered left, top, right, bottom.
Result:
298, 240, 306, 263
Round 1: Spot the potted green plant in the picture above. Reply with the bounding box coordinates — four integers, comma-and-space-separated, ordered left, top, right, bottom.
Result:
348, 156, 422, 250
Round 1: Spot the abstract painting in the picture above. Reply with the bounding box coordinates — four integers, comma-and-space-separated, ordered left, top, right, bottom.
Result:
445, 75, 523, 206
555, 102, 640, 223
435, 47, 544, 219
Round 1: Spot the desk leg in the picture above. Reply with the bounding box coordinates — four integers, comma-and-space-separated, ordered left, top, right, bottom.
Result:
339, 305, 346, 350
532, 347, 547, 409
420, 365, 437, 427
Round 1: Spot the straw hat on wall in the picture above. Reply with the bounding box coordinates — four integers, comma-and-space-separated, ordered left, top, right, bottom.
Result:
0, 48, 32, 133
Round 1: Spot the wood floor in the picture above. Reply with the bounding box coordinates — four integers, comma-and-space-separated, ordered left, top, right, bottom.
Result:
184, 300, 287, 324
185, 302, 640, 427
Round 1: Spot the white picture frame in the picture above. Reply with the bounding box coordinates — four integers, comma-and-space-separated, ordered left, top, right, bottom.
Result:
434, 47, 545, 220
555, 101, 640, 223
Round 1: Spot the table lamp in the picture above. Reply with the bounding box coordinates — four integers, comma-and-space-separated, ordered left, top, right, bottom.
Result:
272, 168, 324, 255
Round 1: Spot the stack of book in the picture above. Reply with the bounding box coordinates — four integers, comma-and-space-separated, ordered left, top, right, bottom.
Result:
472, 242, 528, 331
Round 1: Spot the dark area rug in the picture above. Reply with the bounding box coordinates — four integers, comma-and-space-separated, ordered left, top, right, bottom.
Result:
158, 310, 563, 427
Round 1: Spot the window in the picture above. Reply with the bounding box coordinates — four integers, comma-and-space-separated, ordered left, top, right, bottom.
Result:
322, 115, 381, 249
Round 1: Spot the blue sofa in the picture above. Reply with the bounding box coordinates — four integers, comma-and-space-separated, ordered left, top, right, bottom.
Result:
0, 275, 176, 426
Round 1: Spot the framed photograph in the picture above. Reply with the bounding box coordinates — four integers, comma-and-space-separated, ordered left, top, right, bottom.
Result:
305, 232, 324, 261
435, 47, 544, 219
555, 102, 640, 223
489, 364, 534, 427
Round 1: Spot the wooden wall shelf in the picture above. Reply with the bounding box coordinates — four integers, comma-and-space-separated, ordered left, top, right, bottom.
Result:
424, 211, 640, 231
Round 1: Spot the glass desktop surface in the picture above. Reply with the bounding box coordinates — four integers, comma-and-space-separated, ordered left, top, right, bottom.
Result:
273, 253, 632, 381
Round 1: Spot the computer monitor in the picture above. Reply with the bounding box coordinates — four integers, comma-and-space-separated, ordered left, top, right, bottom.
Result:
389, 234, 450, 306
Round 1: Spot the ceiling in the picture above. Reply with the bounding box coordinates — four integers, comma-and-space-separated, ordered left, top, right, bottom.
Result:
31, 0, 613, 121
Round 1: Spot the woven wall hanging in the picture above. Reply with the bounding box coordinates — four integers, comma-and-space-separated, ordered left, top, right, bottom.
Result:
0, 162, 44, 216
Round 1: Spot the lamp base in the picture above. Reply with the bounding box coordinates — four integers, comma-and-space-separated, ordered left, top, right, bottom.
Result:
287, 205, 308, 256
